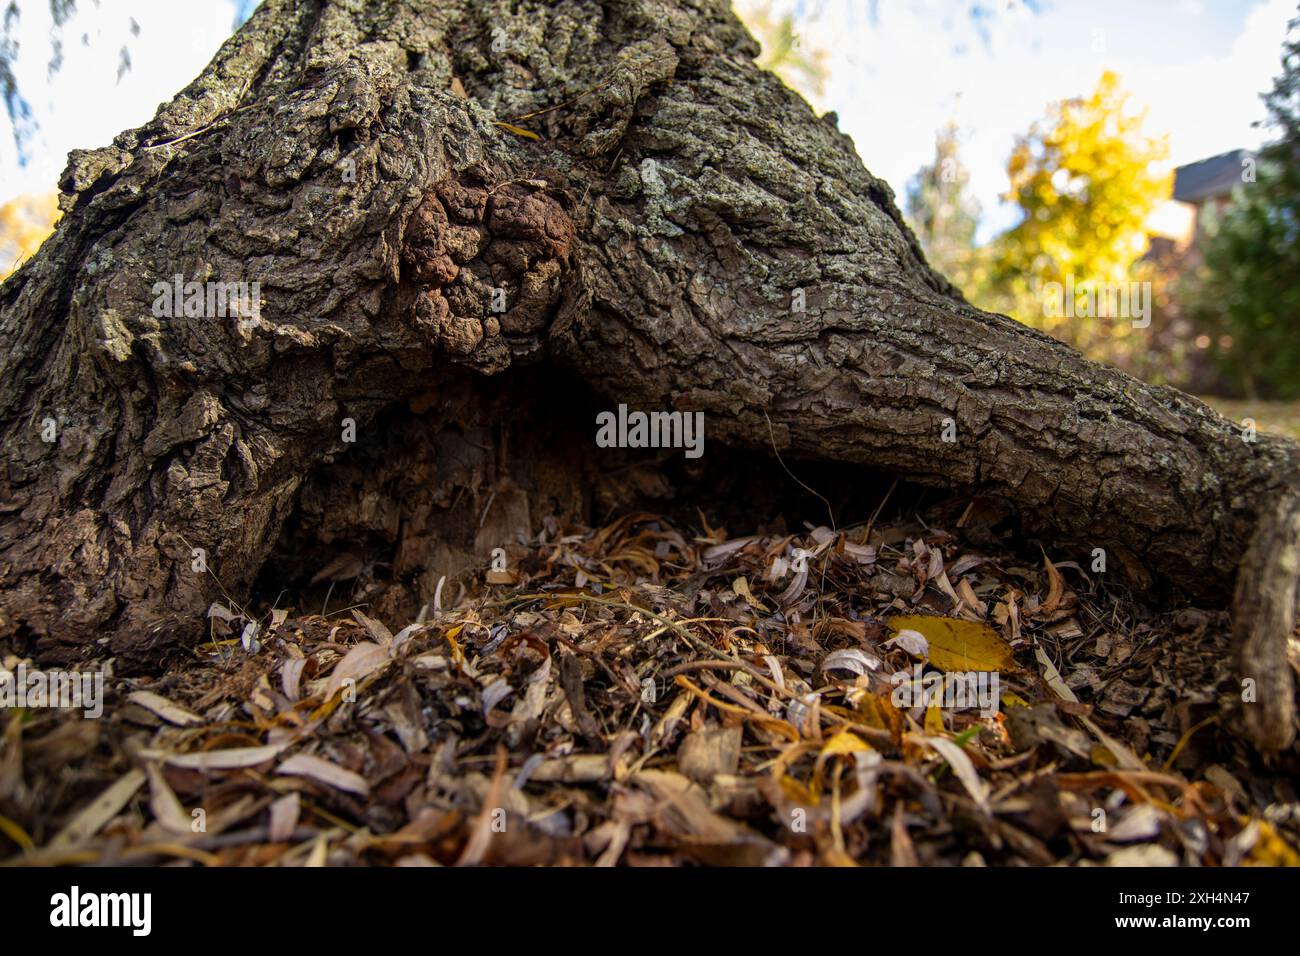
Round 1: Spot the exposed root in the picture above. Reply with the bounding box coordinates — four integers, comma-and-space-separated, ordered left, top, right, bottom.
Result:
1234, 489, 1300, 751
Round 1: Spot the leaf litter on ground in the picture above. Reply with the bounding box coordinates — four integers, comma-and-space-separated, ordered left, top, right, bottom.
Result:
2, 503, 1298, 867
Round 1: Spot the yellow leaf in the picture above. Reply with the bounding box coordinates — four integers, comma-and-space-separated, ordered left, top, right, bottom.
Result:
813, 731, 871, 796
732, 576, 768, 611
493, 121, 541, 141
1091, 743, 1117, 767
820, 729, 871, 758
820, 848, 860, 867
924, 700, 945, 734
1245, 820, 1300, 867
855, 692, 903, 736
888, 614, 1017, 673
0, 812, 34, 852
779, 774, 813, 804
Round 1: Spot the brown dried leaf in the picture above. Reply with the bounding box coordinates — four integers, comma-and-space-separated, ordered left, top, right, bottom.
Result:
324, 641, 391, 700
50, 769, 146, 848
128, 690, 202, 727
277, 753, 370, 796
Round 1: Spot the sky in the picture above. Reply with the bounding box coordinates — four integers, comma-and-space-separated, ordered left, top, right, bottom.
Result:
1, 0, 1295, 243
762, 0, 1296, 239
0, 0, 246, 202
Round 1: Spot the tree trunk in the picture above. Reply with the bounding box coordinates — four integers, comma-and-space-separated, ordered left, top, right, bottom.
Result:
1, 0, 1296, 748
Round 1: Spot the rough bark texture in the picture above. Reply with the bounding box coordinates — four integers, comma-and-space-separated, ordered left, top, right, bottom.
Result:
0, 0, 1297, 747
1234, 491, 1300, 751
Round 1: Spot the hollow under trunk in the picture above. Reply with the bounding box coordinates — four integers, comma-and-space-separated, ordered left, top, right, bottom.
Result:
0, 0, 1296, 749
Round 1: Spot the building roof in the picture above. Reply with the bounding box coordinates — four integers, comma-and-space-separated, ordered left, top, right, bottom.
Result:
1173, 149, 1250, 204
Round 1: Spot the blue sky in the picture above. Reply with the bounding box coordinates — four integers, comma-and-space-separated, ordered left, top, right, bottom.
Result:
1, 0, 1294, 244
0, 0, 246, 202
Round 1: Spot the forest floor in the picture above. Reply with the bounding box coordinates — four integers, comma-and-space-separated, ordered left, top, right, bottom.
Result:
3, 501, 1299, 867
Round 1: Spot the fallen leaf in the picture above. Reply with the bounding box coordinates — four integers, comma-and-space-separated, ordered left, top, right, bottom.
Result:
268, 793, 300, 842
493, 121, 541, 140
891, 801, 918, 866
352, 609, 394, 644
146, 744, 285, 770
924, 699, 945, 734
677, 723, 742, 783
911, 734, 989, 812
731, 576, 768, 611
889, 615, 1016, 673
1078, 715, 1147, 771
1035, 644, 1079, 702
128, 691, 202, 727
1041, 554, 1065, 616
819, 729, 872, 758
277, 753, 370, 796
145, 762, 192, 836
885, 629, 929, 658
0, 812, 33, 852
306, 834, 329, 867
527, 754, 610, 783
324, 641, 391, 700
281, 657, 306, 701
1107, 803, 1164, 842
955, 577, 986, 618
1243, 820, 1300, 866
1104, 844, 1178, 866
50, 770, 146, 848
819, 647, 881, 676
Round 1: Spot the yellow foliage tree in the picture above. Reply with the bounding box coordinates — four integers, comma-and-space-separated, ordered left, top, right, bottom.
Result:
733, 1, 829, 101
976, 71, 1171, 359
0, 193, 60, 281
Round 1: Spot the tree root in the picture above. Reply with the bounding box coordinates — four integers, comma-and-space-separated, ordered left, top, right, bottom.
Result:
1234, 489, 1300, 751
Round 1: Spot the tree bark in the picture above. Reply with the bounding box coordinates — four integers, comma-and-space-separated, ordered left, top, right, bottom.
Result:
0, 0, 1296, 748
